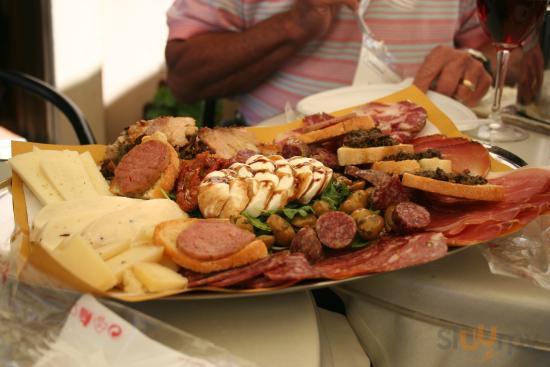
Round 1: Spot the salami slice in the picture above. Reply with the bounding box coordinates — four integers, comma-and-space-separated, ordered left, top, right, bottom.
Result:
355, 101, 427, 142
391, 202, 431, 233
345, 166, 391, 187
188, 251, 290, 288
302, 112, 334, 126
315, 212, 357, 249
371, 175, 409, 210
177, 221, 255, 261
241, 276, 297, 289
113, 140, 170, 195
264, 253, 320, 282
290, 227, 324, 263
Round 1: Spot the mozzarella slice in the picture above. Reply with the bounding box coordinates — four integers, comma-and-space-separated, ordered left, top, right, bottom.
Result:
198, 171, 231, 218
219, 178, 250, 218
245, 181, 275, 217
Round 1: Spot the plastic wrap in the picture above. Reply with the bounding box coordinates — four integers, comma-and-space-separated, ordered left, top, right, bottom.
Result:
483, 215, 550, 289
0, 266, 257, 367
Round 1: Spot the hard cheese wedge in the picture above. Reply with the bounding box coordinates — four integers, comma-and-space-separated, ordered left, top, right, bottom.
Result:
40, 150, 98, 200
132, 262, 188, 292
79, 151, 112, 196
51, 234, 117, 292
106, 245, 164, 281
9, 151, 63, 205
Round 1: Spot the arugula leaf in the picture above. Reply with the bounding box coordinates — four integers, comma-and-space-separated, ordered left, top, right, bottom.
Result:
320, 180, 350, 209
159, 188, 176, 201
281, 203, 313, 220
242, 211, 272, 232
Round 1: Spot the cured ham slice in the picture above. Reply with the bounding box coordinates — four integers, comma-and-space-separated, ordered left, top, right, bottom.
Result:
425, 168, 550, 245
413, 135, 490, 177
354, 101, 427, 143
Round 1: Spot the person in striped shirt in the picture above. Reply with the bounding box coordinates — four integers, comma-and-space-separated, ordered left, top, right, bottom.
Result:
165, 0, 495, 125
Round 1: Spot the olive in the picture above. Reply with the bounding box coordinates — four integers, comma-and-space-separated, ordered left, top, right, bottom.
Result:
312, 200, 332, 216
266, 214, 295, 246
291, 214, 317, 228
356, 213, 385, 240
257, 235, 275, 248
339, 198, 364, 214
230, 215, 254, 232
350, 208, 374, 222
348, 190, 369, 207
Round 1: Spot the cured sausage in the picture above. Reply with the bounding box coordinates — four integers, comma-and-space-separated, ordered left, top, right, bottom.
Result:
177, 221, 255, 261
391, 202, 431, 233
264, 253, 320, 281
113, 140, 169, 195
281, 137, 310, 159
315, 212, 357, 249
188, 251, 290, 288
290, 227, 324, 263
345, 166, 391, 187
370, 175, 409, 210
302, 112, 334, 126
355, 101, 427, 142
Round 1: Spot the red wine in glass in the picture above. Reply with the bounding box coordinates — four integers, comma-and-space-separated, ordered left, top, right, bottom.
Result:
470, 0, 548, 142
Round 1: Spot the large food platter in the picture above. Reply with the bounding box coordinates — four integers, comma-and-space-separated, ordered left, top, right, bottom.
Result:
10, 85, 548, 302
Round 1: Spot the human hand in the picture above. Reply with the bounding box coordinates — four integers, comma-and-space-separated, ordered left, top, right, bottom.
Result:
288, 0, 358, 40
517, 44, 544, 105
413, 45, 492, 107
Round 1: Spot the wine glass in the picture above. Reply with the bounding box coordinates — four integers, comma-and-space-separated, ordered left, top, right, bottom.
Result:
469, 0, 548, 142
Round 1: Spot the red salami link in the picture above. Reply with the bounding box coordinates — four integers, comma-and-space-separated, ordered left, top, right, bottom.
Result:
189, 251, 290, 288
315, 212, 357, 249
391, 202, 431, 233
113, 140, 169, 195
290, 227, 324, 263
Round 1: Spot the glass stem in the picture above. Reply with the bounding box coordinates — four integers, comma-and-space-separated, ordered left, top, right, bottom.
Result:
489, 48, 511, 130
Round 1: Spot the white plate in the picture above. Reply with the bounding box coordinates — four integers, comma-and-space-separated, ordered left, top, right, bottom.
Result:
296, 83, 477, 131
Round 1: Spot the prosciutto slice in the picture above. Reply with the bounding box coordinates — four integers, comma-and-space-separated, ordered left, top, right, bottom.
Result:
413, 135, 490, 177
425, 168, 550, 245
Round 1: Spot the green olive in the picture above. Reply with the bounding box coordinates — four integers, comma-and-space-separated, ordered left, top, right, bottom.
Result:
384, 205, 396, 232
334, 173, 352, 186
266, 214, 295, 246
291, 214, 317, 228
230, 215, 254, 232
339, 198, 363, 214
312, 200, 332, 216
351, 208, 374, 222
348, 189, 369, 207
356, 214, 385, 240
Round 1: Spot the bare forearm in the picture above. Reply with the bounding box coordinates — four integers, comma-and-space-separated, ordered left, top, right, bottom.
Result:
166, 11, 309, 103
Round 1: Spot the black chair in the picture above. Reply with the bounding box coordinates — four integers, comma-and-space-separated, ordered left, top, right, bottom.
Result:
0, 70, 96, 144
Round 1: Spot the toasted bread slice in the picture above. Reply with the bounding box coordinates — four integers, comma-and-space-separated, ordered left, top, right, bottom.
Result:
401, 173, 505, 201
372, 160, 421, 175
298, 116, 374, 144
337, 144, 414, 166
154, 218, 268, 273
110, 132, 180, 199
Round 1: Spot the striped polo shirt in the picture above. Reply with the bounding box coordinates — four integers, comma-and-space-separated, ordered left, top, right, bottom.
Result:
167, 0, 488, 124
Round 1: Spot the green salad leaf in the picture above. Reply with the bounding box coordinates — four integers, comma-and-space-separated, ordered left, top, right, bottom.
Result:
242, 211, 272, 232
281, 202, 314, 220
320, 179, 350, 209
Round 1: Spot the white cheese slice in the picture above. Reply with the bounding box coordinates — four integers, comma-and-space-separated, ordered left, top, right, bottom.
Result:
39, 150, 98, 200
106, 245, 164, 281
80, 199, 185, 249
96, 241, 131, 260
79, 151, 112, 196
419, 158, 453, 173
50, 234, 117, 292
132, 262, 188, 292
121, 268, 147, 294
8, 151, 63, 205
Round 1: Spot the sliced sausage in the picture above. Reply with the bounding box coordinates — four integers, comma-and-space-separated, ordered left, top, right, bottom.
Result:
281, 137, 310, 159
315, 211, 357, 249
370, 175, 409, 210
391, 202, 431, 233
290, 227, 324, 263
113, 140, 169, 195
177, 220, 255, 261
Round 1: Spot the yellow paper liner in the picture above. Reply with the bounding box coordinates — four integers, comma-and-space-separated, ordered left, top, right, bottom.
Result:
10, 86, 515, 302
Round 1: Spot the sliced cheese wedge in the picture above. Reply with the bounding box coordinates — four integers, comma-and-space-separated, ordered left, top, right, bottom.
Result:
50, 234, 117, 292
40, 150, 98, 200
79, 151, 112, 196
132, 262, 188, 292
9, 151, 63, 205
121, 268, 147, 293
106, 245, 164, 281
96, 241, 131, 260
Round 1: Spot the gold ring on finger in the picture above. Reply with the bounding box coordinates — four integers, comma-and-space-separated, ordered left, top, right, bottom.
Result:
461, 79, 476, 92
